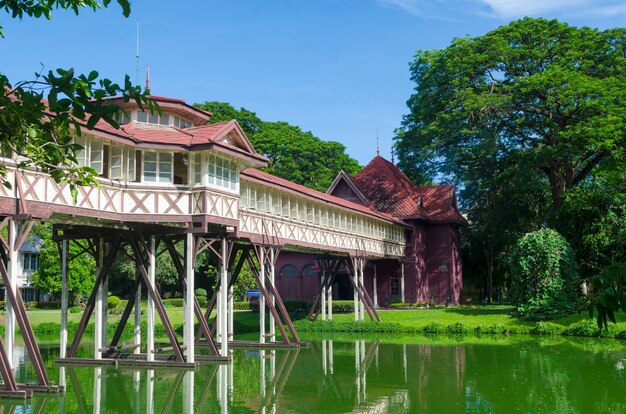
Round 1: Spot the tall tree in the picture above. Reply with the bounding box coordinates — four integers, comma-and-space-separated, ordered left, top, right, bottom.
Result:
195, 101, 361, 192
0, 0, 153, 192
397, 17, 625, 214
396, 18, 626, 299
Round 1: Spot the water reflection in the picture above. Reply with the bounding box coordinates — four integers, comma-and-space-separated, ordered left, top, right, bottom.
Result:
6, 336, 626, 413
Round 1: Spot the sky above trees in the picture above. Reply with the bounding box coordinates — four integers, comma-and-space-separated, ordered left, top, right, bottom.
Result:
1, 0, 624, 165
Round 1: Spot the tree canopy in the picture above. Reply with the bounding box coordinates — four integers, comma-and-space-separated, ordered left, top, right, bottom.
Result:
195, 101, 361, 191
396, 18, 626, 302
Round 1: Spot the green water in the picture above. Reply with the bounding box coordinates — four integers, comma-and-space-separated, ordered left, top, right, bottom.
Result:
3, 335, 626, 413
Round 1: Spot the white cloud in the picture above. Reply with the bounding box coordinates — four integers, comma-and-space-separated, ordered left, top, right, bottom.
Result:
377, 0, 626, 19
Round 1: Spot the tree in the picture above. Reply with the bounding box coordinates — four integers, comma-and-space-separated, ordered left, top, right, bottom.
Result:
397, 17, 625, 214
29, 224, 96, 305
0, 0, 153, 193
195, 101, 362, 192
509, 228, 580, 320
396, 18, 626, 299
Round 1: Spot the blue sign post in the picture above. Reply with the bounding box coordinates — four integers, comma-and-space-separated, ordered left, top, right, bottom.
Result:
246, 289, 261, 298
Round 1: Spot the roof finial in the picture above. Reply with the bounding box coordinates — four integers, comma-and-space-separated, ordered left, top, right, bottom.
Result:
391, 144, 395, 164
145, 64, 151, 94
376, 129, 380, 157
135, 19, 140, 86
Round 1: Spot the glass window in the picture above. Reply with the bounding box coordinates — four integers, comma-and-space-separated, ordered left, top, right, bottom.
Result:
280, 265, 298, 277
301, 264, 316, 277
159, 114, 170, 125
90, 140, 103, 174
159, 152, 172, 183
137, 111, 148, 123
74, 136, 88, 167
193, 153, 203, 185
127, 148, 136, 181
110, 145, 123, 179
143, 152, 173, 183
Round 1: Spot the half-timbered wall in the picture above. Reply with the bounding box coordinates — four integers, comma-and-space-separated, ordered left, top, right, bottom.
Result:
239, 180, 405, 257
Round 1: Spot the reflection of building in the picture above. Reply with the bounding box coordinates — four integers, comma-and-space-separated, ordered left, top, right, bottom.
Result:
276, 156, 467, 305
0, 236, 46, 302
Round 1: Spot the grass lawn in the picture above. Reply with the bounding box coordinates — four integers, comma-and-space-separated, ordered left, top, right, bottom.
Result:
5, 305, 626, 340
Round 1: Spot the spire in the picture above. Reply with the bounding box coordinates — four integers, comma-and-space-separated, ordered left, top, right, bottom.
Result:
135, 19, 140, 85
376, 129, 380, 157
145, 64, 151, 94
391, 144, 395, 164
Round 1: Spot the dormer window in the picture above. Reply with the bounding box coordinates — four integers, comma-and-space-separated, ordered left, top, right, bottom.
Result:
135, 111, 192, 128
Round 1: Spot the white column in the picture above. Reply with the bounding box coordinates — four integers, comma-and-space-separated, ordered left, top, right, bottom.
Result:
60, 240, 68, 359
184, 233, 195, 363
146, 369, 155, 414
147, 236, 156, 362
359, 263, 365, 321
327, 272, 333, 321
259, 248, 266, 344
220, 238, 228, 357
101, 272, 108, 350
218, 364, 228, 414
94, 239, 104, 359
329, 339, 334, 374
183, 371, 195, 414
355, 340, 361, 404
353, 260, 358, 322
373, 263, 378, 308
269, 248, 275, 342
320, 265, 326, 321
401, 261, 406, 303
93, 367, 102, 414
322, 340, 327, 375
5, 220, 18, 363
228, 274, 234, 341
259, 349, 266, 401
134, 282, 141, 354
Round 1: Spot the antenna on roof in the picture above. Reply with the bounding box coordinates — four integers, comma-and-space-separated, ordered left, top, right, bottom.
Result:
145, 64, 151, 95
135, 19, 140, 86
376, 129, 380, 157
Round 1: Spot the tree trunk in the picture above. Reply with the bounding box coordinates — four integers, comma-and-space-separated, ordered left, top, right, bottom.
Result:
484, 241, 494, 303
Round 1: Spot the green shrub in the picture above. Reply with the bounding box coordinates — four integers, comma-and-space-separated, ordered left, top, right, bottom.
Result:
422, 322, 445, 334
107, 296, 121, 310
474, 323, 509, 335
562, 320, 601, 337
33, 301, 61, 309
531, 322, 563, 336
197, 297, 208, 308
509, 228, 580, 320
33, 322, 60, 335
447, 322, 470, 334
283, 301, 309, 312
163, 298, 184, 307
194, 288, 208, 298
0, 301, 5, 311
234, 301, 251, 310
331, 300, 354, 313
69, 306, 82, 313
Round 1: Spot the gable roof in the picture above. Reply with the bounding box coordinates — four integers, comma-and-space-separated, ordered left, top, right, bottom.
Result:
332, 156, 467, 225
87, 117, 267, 166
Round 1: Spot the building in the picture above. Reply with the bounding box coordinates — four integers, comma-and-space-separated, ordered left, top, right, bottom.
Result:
0, 236, 46, 303
275, 155, 467, 305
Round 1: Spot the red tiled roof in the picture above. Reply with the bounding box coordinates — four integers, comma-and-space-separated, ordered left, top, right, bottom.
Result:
241, 168, 406, 225
88, 118, 267, 164
349, 156, 467, 225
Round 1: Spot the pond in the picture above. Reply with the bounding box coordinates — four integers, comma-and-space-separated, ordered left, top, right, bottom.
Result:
4, 335, 626, 413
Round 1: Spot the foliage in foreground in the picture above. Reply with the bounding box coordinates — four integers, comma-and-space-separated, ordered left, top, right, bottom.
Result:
509, 228, 580, 320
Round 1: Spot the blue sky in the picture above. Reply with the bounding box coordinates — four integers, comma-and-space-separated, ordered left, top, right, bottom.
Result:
1, 1, 625, 165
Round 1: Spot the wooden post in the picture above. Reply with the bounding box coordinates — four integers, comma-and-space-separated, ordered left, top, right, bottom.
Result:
269, 248, 276, 342
134, 277, 141, 355
60, 240, 68, 359
219, 237, 228, 357
373, 263, 378, 308
359, 261, 365, 321
5, 219, 17, 363
228, 272, 234, 341
147, 236, 156, 362
328, 266, 333, 321
94, 239, 104, 359
184, 232, 195, 363
400, 261, 405, 303
353, 258, 358, 322
321, 265, 326, 321
259, 247, 266, 344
